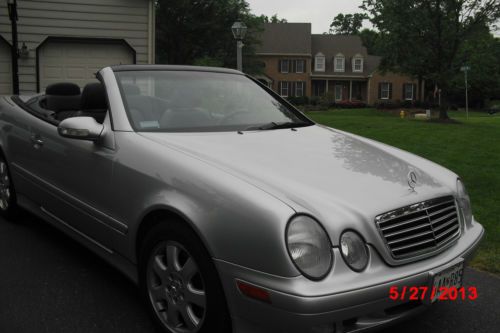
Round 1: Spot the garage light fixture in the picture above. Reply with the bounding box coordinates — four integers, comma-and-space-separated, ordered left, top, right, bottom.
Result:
19, 42, 29, 59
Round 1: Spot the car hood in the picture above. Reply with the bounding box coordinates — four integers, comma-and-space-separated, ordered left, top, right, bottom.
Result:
140, 125, 456, 245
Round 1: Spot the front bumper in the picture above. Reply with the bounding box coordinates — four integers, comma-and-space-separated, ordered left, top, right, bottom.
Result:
215, 219, 484, 333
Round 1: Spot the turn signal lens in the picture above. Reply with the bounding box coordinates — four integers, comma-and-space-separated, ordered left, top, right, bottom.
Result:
236, 280, 271, 303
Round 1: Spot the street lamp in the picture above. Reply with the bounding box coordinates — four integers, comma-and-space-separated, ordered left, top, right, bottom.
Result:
231, 21, 247, 72
7, 0, 20, 94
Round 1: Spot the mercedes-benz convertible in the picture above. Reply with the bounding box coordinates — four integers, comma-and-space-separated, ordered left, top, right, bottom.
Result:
0, 65, 484, 333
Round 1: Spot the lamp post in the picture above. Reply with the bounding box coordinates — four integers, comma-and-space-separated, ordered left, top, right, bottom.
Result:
231, 21, 247, 72
7, 0, 19, 95
461, 65, 470, 120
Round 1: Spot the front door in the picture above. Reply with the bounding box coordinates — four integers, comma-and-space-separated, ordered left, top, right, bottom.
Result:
335, 84, 343, 101
24, 114, 119, 247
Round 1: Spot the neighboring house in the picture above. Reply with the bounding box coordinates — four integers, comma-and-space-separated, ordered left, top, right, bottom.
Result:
256, 23, 423, 105
0, 0, 155, 95
254, 23, 312, 97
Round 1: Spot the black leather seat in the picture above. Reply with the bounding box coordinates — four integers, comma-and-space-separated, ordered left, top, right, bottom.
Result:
79, 82, 108, 123
45, 82, 81, 113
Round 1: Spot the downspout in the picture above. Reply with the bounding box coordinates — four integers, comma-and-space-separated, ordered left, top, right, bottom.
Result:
148, 0, 156, 64
7, 0, 19, 94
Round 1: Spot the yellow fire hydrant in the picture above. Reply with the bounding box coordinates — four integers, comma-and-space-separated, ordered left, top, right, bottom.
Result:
400, 110, 405, 119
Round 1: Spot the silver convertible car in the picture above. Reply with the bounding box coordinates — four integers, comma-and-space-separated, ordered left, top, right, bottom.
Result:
0, 65, 484, 333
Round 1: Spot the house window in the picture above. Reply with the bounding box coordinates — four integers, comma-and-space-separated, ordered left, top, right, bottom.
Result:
380, 82, 391, 99
280, 60, 289, 73
296, 81, 305, 97
280, 81, 289, 97
295, 60, 305, 73
404, 83, 414, 100
353, 57, 363, 72
315, 53, 325, 72
334, 54, 345, 72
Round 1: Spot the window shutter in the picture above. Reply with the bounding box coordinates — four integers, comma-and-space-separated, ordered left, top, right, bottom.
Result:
290, 82, 296, 97
389, 83, 393, 99
402, 83, 406, 100
278, 60, 282, 73
413, 83, 417, 100
291, 60, 296, 73
278, 81, 282, 94
378, 83, 382, 99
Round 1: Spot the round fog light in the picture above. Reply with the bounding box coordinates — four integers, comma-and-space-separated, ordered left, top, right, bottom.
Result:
340, 231, 369, 272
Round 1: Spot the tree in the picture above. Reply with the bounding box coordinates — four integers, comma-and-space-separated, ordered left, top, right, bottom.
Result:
449, 25, 500, 108
155, 0, 264, 73
258, 14, 288, 23
361, 0, 500, 119
358, 28, 383, 55
329, 13, 368, 34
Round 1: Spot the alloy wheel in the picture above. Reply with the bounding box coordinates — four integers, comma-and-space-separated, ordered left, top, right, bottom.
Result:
147, 241, 207, 333
0, 161, 11, 211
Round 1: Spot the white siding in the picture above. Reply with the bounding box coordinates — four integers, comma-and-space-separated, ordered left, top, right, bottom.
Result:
0, 0, 153, 94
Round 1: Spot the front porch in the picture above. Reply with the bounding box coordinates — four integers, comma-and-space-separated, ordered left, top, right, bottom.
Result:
311, 79, 368, 102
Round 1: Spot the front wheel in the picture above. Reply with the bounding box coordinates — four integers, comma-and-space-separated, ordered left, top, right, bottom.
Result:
140, 221, 231, 333
0, 153, 19, 220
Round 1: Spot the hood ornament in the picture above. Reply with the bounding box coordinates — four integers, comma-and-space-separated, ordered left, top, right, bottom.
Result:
407, 170, 418, 190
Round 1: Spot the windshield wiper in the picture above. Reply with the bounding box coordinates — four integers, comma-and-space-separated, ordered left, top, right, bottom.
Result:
244, 121, 310, 131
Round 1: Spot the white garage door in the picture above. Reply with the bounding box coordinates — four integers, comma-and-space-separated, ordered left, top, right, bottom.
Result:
39, 41, 134, 92
0, 40, 12, 95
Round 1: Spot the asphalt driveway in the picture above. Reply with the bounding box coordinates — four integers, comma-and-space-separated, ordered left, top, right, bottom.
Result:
0, 211, 498, 333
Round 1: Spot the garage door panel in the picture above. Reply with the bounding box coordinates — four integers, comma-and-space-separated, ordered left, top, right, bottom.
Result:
39, 41, 134, 92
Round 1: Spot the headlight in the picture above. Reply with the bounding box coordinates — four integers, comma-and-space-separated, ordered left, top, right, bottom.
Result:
340, 231, 369, 272
457, 179, 472, 225
286, 215, 332, 280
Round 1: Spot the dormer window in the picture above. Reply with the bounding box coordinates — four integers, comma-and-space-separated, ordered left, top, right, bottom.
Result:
334, 53, 345, 72
315, 53, 325, 72
352, 54, 364, 72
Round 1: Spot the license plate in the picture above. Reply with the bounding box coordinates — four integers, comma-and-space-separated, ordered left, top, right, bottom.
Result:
430, 260, 464, 302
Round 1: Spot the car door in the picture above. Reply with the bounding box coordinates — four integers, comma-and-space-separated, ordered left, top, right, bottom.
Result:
23, 113, 122, 248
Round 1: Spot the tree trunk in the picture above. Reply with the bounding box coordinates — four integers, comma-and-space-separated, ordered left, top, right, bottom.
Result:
439, 87, 449, 120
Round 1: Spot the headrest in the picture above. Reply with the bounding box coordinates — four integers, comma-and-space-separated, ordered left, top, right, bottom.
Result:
46, 82, 80, 96
81, 82, 107, 111
122, 84, 140, 95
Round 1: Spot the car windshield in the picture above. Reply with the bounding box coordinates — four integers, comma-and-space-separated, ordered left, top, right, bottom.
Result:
114, 70, 312, 132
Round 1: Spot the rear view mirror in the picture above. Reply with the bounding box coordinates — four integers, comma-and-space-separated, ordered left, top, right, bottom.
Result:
58, 117, 104, 141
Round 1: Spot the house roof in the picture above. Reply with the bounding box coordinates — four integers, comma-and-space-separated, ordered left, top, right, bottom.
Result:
311, 34, 377, 77
255, 23, 312, 55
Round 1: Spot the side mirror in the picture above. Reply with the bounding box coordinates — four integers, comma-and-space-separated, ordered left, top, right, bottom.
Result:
58, 117, 104, 141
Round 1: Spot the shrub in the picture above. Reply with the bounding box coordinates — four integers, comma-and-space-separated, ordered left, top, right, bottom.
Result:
287, 96, 309, 106
375, 100, 401, 109
334, 100, 367, 108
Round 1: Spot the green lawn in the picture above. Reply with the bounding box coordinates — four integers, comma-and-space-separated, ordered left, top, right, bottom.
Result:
305, 108, 500, 274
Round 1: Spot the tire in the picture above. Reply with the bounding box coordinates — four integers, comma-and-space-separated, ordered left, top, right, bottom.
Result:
139, 219, 232, 333
0, 153, 19, 220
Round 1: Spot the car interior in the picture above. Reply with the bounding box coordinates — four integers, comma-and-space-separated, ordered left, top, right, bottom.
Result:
25, 82, 108, 124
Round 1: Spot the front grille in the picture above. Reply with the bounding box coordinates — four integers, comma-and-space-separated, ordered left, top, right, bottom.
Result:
375, 196, 461, 259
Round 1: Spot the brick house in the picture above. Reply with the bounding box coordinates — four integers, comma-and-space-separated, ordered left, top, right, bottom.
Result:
255, 23, 423, 105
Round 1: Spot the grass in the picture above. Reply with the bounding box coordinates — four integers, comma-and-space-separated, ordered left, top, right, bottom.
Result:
305, 108, 500, 274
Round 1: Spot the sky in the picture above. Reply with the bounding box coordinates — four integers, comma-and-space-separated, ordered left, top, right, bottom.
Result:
246, 0, 368, 34
246, 0, 500, 36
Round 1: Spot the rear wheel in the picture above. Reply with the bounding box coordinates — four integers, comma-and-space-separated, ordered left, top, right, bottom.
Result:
0, 154, 19, 220
140, 220, 231, 333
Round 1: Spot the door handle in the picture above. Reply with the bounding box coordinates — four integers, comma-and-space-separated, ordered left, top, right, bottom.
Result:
30, 135, 44, 148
